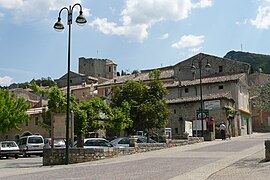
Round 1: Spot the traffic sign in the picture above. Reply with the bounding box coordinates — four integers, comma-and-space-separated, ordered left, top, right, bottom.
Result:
196, 109, 209, 119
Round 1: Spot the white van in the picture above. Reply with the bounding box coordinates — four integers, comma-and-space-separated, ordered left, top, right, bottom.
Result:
18, 135, 44, 157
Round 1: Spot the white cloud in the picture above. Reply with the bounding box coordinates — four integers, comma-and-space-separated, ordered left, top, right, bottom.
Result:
91, 0, 213, 42
171, 35, 204, 49
0, 0, 23, 9
192, 0, 213, 8
188, 47, 202, 54
159, 33, 169, 40
0, 0, 90, 24
0, 76, 13, 86
251, 1, 270, 29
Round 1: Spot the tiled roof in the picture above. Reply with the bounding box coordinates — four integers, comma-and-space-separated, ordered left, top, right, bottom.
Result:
164, 73, 245, 88
97, 69, 174, 87
61, 83, 97, 91
166, 92, 234, 104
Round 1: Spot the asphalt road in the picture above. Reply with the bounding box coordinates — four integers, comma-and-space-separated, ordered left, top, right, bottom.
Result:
0, 133, 270, 180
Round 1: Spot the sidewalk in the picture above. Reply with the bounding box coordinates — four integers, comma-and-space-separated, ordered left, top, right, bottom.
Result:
207, 149, 270, 179
207, 134, 270, 180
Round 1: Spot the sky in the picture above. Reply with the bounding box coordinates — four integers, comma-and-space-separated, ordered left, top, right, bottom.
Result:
1, 0, 270, 86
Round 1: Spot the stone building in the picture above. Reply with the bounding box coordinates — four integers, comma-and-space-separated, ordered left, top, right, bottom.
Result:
166, 53, 251, 138
79, 57, 117, 80
249, 72, 270, 132
97, 53, 252, 138
55, 71, 98, 88
61, 83, 98, 102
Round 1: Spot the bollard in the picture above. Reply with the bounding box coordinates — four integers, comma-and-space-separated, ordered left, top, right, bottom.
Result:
129, 136, 138, 147
265, 140, 270, 161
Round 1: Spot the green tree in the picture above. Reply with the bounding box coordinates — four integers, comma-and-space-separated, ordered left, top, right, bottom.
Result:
77, 97, 132, 138
106, 101, 132, 137
111, 70, 170, 136
0, 89, 30, 133
29, 83, 70, 133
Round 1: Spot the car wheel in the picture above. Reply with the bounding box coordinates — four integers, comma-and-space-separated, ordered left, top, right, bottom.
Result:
15, 155, 19, 159
6, 156, 9, 159
40, 154, 43, 157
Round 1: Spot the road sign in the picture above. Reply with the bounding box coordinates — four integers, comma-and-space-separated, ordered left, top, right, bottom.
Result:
196, 109, 209, 119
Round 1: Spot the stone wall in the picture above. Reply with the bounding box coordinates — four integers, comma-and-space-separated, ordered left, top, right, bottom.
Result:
43, 137, 203, 166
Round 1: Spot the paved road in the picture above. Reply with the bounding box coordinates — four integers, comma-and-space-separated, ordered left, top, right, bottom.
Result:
0, 133, 270, 180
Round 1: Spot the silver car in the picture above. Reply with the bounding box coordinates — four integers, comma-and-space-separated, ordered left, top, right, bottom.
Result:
0, 141, 20, 159
44, 138, 66, 149
110, 136, 157, 148
18, 135, 44, 157
75, 138, 113, 149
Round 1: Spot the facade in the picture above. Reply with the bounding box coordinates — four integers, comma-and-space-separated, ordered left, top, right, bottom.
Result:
166, 73, 250, 137
249, 72, 270, 132
97, 53, 252, 138
61, 83, 98, 102
55, 71, 98, 88
79, 57, 117, 80
97, 69, 174, 101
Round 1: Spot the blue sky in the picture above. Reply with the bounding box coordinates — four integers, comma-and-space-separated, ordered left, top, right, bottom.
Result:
0, 0, 270, 86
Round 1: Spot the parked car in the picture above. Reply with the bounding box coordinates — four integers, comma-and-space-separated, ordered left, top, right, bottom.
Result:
110, 136, 157, 148
0, 141, 20, 159
44, 138, 66, 149
18, 135, 44, 157
74, 138, 113, 149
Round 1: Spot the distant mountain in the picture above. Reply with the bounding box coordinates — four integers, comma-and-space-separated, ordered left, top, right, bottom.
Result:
224, 51, 270, 74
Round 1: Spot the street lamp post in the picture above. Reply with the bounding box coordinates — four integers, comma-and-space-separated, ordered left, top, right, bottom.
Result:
191, 58, 211, 138
53, 3, 87, 165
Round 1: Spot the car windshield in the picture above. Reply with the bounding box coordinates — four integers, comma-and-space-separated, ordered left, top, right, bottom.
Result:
84, 139, 109, 146
1, 142, 17, 148
54, 139, 65, 143
28, 137, 43, 143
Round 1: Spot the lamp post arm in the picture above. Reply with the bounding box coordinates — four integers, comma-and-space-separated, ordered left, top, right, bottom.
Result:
72, 3, 83, 12
58, 7, 69, 19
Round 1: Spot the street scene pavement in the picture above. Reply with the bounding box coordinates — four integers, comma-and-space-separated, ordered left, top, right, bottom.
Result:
0, 133, 269, 180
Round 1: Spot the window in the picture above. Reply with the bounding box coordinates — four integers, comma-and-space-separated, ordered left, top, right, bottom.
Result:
218, 85, 223, 90
70, 79, 72, 83
35, 116, 39, 126
28, 137, 43, 143
25, 121, 28, 126
109, 66, 111, 72
219, 66, 223, 72
185, 88, 189, 93
174, 109, 176, 114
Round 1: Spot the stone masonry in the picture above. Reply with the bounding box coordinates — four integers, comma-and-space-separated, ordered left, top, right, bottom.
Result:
43, 137, 203, 166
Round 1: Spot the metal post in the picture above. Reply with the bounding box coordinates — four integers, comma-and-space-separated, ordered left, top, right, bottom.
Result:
199, 60, 204, 138
65, 5, 72, 165
54, 3, 86, 165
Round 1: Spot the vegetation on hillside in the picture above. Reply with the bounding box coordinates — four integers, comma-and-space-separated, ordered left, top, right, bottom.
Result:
224, 51, 270, 74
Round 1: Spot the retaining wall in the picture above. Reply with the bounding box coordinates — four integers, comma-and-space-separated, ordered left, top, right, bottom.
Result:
43, 137, 203, 166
